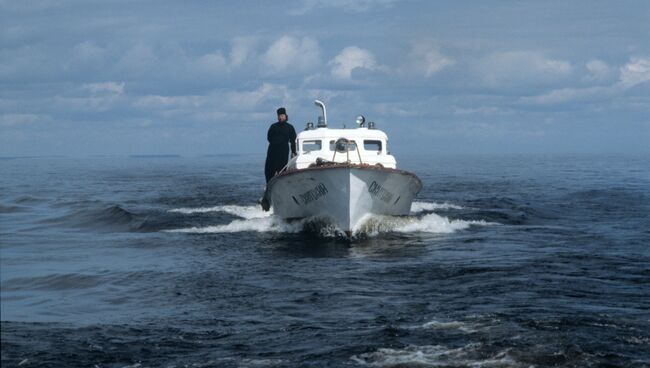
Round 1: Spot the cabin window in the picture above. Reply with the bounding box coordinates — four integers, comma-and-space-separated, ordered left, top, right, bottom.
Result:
302, 140, 322, 153
329, 140, 357, 151
364, 140, 382, 152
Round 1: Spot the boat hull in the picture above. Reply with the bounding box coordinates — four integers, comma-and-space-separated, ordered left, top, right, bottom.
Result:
265, 165, 422, 234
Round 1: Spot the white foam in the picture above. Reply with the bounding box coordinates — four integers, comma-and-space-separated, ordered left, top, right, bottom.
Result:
166, 215, 351, 237
167, 204, 491, 237
351, 344, 519, 367
417, 319, 478, 333
355, 213, 489, 236
165, 216, 300, 234
169, 204, 271, 219
411, 201, 464, 213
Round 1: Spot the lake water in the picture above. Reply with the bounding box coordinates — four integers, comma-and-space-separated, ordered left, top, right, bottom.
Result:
1, 154, 649, 367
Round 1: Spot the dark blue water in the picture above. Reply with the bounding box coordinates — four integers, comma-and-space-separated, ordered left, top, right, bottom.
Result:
2, 154, 649, 367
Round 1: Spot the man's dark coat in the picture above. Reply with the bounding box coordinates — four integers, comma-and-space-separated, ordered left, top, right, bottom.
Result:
265, 120, 297, 182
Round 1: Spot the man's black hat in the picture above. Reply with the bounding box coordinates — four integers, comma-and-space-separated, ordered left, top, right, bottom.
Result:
276, 107, 286, 115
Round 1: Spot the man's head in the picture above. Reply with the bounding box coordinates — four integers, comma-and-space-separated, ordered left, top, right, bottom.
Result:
277, 107, 287, 123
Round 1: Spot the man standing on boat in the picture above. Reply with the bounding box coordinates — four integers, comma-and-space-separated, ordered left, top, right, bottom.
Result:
264, 107, 297, 183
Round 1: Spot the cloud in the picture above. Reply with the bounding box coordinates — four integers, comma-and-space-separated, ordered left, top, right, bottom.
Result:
263, 36, 321, 72
2, 1, 649, 156
290, 0, 398, 15
619, 57, 650, 88
133, 95, 202, 110
585, 59, 613, 82
330, 46, 380, 79
0, 44, 56, 81
229, 37, 256, 68
452, 106, 514, 116
196, 51, 229, 74
83, 81, 125, 95
116, 44, 160, 75
522, 86, 609, 105
226, 82, 291, 111
54, 95, 124, 113
475, 51, 572, 88
196, 37, 258, 74
130, 83, 292, 123
522, 57, 650, 105
0, 113, 51, 127
72, 41, 106, 62
404, 43, 454, 77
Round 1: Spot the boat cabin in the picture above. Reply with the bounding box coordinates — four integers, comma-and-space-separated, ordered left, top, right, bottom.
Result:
291, 125, 397, 170
286, 100, 397, 170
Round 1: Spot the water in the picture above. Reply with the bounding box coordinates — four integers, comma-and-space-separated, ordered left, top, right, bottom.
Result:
1, 154, 649, 367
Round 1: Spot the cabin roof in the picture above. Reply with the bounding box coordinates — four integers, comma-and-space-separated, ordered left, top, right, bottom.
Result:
297, 127, 388, 140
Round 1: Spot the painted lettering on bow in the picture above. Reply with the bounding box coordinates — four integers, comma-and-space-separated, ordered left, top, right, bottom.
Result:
299, 183, 328, 205
368, 181, 395, 203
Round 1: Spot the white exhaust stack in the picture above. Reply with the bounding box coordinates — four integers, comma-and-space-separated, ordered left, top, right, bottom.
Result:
314, 99, 327, 127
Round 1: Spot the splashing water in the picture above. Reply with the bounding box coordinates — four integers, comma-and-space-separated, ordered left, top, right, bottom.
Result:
166, 216, 302, 234
165, 202, 491, 237
168, 204, 272, 219
351, 343, 519, 367
410, 201, 464, 213
354, 213, 488, 236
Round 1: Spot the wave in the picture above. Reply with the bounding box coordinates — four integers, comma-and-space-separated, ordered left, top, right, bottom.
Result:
168, 204, 271, 219
166, 216, 301, 234
351, 343, 519, 367
462, 196, 562, 225
0, 204, 28, 214
2, 273, 104, 291
356, 213, 489, 236
40, 205, 142, 231
410, 201, 464, 213
165, 202, 492, 237
414, 319, 478, 333
14, 195, 45, 204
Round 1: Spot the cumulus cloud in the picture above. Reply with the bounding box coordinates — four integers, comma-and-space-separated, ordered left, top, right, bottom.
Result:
476, 51, 572, 88
196, 51, 229, 73
619, 57, 650, 88
404, 43, 454, 77
263, 36, 321, 72
329, 46, 380, 79
226, 82, 291, 111
130, 83, 292, 123
229, 37, 256, 68
522, 57, 650, 105
585, 59, 613, 81
196, 37, 258, 74
3, 1, 648, 156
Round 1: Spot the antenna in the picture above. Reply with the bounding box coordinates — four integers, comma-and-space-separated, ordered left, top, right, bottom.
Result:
314, 99, 327, 127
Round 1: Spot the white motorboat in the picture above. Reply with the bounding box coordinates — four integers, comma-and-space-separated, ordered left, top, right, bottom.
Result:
262, 100, 422, 236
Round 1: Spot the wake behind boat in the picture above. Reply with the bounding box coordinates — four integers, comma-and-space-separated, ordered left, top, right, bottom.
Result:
262, 100, 422, 236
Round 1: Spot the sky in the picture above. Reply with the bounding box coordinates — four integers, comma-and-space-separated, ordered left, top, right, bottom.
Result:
1, 0, 649, 156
